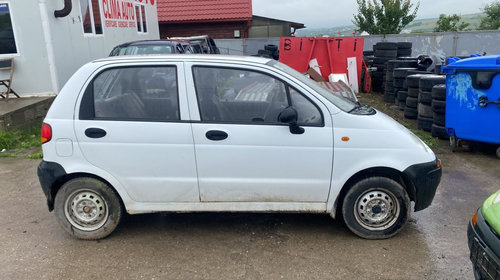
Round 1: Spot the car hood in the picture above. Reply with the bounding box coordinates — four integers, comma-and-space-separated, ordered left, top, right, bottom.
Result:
482, 190, 500, 235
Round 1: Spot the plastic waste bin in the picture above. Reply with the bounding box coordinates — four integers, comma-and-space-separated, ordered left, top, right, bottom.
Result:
441, 55, 500, 157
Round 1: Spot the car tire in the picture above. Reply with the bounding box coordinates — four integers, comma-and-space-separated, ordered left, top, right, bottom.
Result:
406, 96, 418, 108
375, 49, 398, 58
404, 107, 418, 119
408, 87, 419, 98
418, 103, 433, 118
431, 124, 449, 139
418, 116, 433, 132
375, 42, 398, 50
418, 90, 433, 104
432, 84, 447, 101
433, 112, 446, 126
54, 177, 123, 240
342, 177, 410, 239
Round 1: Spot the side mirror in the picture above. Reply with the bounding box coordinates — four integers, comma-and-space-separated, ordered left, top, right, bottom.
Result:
278, 107, 305, 135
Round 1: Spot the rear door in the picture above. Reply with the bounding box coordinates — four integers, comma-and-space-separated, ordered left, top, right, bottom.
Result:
185, 62, 334, 202
74, 62, 200, 203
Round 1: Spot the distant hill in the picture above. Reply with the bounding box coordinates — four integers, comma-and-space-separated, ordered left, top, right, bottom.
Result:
295, 13, 484, 37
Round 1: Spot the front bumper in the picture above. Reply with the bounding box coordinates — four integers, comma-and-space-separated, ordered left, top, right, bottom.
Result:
403, 159, 442, 211
37, 160, 67, 211
467, 210, 500, 280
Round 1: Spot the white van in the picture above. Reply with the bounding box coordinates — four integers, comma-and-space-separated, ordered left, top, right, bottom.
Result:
37, 55, 441, 240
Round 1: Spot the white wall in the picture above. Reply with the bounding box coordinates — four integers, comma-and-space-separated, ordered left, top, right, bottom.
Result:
0, 1, 53, 95
0, 0, 159, 96
43, 0, 160, 93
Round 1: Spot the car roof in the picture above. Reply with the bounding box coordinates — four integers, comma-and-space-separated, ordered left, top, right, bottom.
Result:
114, 40, 180, 48
93, 54, 273, 65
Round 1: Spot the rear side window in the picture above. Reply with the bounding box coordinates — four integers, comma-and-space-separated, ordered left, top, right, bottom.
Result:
80, 66, 179, 121
192, 66, 323, 126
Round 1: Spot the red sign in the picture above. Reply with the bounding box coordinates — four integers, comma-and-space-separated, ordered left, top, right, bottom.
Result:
279, 37, 364, 85
102, 0, 154, 28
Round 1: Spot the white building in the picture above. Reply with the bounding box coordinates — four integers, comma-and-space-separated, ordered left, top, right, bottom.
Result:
0, 0, 159, 96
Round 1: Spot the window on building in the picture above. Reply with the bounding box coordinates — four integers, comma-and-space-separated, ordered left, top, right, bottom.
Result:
81, 0, 103, 35
135, 4, 147, 33
0, 3, 17, 54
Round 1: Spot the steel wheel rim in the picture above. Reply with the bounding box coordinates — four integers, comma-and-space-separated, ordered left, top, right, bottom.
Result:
354, 189, 400, 231
64, 189, 109, 231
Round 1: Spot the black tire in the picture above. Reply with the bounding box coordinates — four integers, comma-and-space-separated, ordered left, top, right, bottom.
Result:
257, 49, 271, 55
384, 92, 396, 103
363, 50, 374, 56
404, 107, 418, 119
407, 70, 432, 76
419, 90, 433, 105
54, 177, 123, 240
432, 99, 446, 114
342, 177, 410, 239
397, 49, 412, 56
397, 100, 406, 110
418, 103, 433, 118
397, 90, 408, 101
407, 74, 424, 88
375, 42, 398, 50
406, 96, 418, 108
433, 112, 446, 126
418, 116, 433, 132
431, 124, 449, 139
264, 44, 278, 52
392, 60, 418, 69
375, 49, 398, 58
373, 57, 392, 64
419, 75, 446, 91
397, 42, 412, 49
394, 78, 405, 88
432, 84, 447, 101
394, 68, 417, 78
408, 87, 419, 98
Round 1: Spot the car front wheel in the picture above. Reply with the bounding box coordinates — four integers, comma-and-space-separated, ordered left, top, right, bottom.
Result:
54, 177, 123, 240
342, 177, 410, 239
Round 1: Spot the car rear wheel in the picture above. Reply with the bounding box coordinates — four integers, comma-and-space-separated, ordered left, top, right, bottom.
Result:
54, 177, 123, 240
342, 177, 410, 239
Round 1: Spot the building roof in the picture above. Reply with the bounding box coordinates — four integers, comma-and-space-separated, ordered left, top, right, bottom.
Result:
157, 0, 252, 23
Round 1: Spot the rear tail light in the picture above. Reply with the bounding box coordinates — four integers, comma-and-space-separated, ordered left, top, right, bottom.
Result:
41, 122, 52, 144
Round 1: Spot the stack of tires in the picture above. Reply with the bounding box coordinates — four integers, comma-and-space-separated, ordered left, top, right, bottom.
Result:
384, 60, 417, 103
404, 74, 426, 119
372, 42, 398, 92
256, 44, 279, 60
417, 75, 446, 132
394, 67, 417, 110
431, 84, 448, 139
397, 42, 412, 57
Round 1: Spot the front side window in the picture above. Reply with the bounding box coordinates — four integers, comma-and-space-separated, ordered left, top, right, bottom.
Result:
0, 3, 17, 54
80, 66, 179, 121
193, 66, 323, 126
81, 0, 103, 35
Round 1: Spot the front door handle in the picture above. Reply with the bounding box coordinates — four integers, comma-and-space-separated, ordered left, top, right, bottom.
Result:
85, 128, 107, 139
205, 130, 228, 141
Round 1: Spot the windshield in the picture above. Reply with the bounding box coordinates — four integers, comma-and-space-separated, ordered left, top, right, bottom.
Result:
269, 61, 356, 112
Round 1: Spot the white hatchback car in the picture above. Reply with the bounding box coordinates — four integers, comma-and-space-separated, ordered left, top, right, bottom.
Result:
38, 55, 441, 240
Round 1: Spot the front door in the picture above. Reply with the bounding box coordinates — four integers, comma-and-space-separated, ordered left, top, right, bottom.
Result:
74, 63, 199, 203
187, 64, 333, 202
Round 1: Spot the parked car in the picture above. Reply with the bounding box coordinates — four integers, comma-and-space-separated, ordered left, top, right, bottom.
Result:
170, 35, 220, 54
468, 190, 500, 279
109, 40, 185, 56
37, 55, 441, 240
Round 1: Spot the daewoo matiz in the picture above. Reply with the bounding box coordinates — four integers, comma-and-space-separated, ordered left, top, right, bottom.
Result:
38, 55, 441, 240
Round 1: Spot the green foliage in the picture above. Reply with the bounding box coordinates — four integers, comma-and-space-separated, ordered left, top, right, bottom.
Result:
434, 14, 470, 32
27, 152, 43, 159
353, 0, 419, 34
0, 124, 41, 152
478, 1, 500, 30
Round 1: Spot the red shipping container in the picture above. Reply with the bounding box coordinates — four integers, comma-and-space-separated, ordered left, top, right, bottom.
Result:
279, 37, 364, 87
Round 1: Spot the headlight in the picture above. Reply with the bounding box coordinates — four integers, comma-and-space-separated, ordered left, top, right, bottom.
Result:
410, 133, 432, 154
494, 191, 500, 204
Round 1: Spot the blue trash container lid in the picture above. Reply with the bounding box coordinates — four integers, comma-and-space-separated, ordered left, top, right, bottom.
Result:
442, 55, 500, 74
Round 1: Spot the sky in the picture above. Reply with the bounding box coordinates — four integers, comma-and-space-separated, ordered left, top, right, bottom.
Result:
252, 0, 498, 28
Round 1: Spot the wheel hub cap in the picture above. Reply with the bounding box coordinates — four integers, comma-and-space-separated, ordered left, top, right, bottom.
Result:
64, 190, 109, 231
354, 189, 400, 231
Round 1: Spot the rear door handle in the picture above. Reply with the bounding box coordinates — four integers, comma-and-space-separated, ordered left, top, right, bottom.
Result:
205, 130, 228, 141
85, 128, 107, 138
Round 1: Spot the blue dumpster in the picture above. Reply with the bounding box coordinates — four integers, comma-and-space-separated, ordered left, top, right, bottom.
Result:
442, 55, 500, 157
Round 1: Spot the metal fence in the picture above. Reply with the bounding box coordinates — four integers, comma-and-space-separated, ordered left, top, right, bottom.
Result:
215, 30, 500, 58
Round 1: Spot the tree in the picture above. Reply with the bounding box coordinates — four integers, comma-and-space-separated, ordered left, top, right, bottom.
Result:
353, 0, 419, 35
478, 1, 500, 30
433, 14, 469, 32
